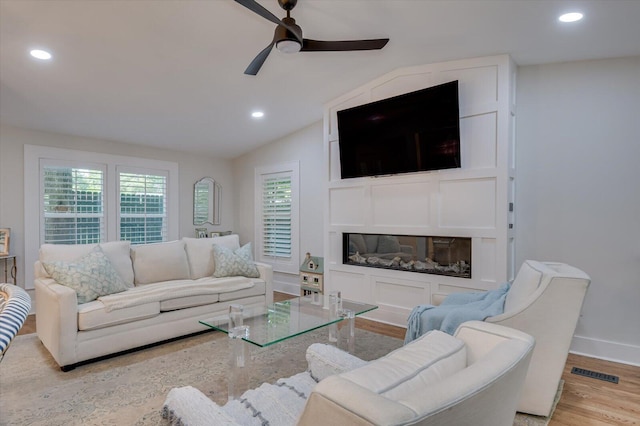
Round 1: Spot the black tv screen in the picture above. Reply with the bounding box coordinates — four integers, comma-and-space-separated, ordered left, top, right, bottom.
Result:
337, 80, 460, 179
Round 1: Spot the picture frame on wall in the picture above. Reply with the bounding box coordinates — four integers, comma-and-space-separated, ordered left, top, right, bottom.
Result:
195, 228, 208, 239
0, 228, 10, 256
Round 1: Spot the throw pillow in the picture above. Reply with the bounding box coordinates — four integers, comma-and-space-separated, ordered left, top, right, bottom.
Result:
43, 246, 130, 304
212, 243, 260, 278
377, 235, 401, 253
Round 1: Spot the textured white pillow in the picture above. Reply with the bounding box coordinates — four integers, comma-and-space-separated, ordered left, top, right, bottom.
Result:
43, 246, 130, 304
131, 240, 191, 285
212, 243, 260, 278
341, 330, 466, 400
39, 241, 134, 286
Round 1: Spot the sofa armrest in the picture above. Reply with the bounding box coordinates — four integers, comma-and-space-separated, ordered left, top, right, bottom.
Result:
306, 343, 368, 382
254, 261, 273, 305
35, 277, 79, 368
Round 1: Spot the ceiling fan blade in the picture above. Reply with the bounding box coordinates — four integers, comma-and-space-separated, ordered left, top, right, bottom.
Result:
301, 38, 389, 52
234, 0, 302, 43
244, 40, 276, 76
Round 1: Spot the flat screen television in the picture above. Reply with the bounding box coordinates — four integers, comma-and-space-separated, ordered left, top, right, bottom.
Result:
337, 80, 460, 179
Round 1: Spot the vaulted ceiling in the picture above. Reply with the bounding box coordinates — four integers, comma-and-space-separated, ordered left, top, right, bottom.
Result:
2, 0, 639, 158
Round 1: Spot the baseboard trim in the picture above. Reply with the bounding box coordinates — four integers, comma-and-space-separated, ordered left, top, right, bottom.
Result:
571, 335, 640, 367
272, 280, 299, 296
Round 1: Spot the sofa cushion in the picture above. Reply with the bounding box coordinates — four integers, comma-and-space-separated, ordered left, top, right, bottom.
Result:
78, 299, 160, 331
349, 234, 367, 254
218, 280, 266, 302
504, 260, 544, 311
340, 329, 466, 400
212, 243, 260, 278
160, 294, 219, 311
39, 241, 134, 286
363, 234, 380, 253
377, 235, 401, 254
43, 246, 131, 304
183, 235, 241, 279
131, 240, 191, 285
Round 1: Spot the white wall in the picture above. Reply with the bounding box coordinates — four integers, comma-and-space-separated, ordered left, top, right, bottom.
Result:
232, 121, 324, 294
0, 124, 234, 293
516, 56, 640, 365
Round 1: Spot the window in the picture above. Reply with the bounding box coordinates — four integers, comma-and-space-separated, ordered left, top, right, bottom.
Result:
255, 162, 299, 274
24, 145, 179, 290
118, 169, 167, 244
42, 163, 105, 245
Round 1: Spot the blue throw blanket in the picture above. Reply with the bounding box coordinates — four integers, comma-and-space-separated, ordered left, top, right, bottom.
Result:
404, 283, 510, 344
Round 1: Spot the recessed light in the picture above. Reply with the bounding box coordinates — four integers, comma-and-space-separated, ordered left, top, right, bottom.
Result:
558, 12, 583, 23
251, 111, 265, 118
30, 49, 52, 60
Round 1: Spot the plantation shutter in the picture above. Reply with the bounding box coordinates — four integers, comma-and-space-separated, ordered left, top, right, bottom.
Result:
42, 165, 105, 245
118, 171, 168, 244
261, 172, 292, 259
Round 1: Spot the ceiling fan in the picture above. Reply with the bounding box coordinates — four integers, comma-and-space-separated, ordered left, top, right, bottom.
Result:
235, 0, 389, 75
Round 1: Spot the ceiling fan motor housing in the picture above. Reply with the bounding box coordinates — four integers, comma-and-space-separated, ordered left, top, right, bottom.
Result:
275, 17, 303, 53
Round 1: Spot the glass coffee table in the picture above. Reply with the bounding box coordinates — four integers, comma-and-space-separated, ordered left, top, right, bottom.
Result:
200, 294, 377, 400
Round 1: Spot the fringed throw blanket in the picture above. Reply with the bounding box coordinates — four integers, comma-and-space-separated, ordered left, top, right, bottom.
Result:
404, 283, 510, 344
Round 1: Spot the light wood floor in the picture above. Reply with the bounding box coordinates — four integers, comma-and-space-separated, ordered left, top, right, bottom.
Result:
18, 293, 640, 424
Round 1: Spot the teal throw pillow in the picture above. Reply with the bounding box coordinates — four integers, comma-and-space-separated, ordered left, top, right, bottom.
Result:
212, 243, 260, 278
43, 246, 130, 304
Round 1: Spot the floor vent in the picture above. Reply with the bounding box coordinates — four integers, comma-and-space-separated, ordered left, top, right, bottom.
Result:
571, 367, 619, 384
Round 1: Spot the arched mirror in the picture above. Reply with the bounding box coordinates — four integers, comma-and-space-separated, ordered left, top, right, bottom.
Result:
193, 177, 221, 225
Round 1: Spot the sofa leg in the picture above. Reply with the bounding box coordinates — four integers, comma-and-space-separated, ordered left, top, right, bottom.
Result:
61, 364, 76, 372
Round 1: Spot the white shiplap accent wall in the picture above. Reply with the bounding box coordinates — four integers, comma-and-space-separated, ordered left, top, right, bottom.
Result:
323, 55, 516, 326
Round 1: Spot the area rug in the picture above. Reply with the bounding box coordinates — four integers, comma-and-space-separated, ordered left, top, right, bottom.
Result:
0, 331, 560, 425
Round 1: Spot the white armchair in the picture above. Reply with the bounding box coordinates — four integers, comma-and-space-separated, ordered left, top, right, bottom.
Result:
485, 260, 591, 416
164, 321, 535, 426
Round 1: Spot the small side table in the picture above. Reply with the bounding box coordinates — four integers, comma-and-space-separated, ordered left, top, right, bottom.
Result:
0, 255, 17, 285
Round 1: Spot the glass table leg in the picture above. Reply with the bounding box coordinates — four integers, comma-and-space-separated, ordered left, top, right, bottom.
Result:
227, 304, 250, 401
328, 291, 341, 343
341, 309, 356, 354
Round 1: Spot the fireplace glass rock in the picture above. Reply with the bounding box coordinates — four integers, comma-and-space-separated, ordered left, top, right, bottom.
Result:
343, 233, 471, 278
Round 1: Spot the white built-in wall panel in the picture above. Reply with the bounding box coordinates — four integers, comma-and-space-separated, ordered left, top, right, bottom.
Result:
329, 186, 367, 226
460, 113, 497, 169
438, 178, 496, 229
371, 182, 432, 229
370, 274, 430, 325
370, 73, 434, 102
323, 55, 516, 328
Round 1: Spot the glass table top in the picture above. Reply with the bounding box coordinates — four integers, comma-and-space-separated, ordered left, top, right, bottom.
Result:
200, 295, 378, 347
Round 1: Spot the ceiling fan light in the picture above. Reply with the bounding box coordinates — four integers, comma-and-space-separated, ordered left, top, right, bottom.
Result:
276, 39, 301, 54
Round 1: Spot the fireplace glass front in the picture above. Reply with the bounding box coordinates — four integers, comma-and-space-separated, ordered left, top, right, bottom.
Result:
343, 233, 471, 278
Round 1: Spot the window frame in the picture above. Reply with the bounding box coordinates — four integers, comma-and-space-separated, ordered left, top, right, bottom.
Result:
24, 145, 179, 290
254, 161, 300, 274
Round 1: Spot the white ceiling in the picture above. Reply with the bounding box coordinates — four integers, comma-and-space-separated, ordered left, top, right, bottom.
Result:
2, 0, 640, 159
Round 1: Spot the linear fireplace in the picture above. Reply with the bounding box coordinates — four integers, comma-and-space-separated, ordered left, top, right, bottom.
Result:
343, 233, 471, 278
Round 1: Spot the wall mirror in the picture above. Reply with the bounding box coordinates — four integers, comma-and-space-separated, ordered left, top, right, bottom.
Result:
193, 177, 221, 225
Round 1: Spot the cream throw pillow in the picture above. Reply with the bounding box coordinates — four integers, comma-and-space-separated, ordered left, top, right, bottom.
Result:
131, 240, 191, 285
43, 246, 130, 304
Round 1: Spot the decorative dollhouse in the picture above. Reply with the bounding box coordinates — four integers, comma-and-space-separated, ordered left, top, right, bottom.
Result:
299, 252, 324, 296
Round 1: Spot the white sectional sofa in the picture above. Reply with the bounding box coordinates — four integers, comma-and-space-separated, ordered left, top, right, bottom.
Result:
35, 234, 273, 371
